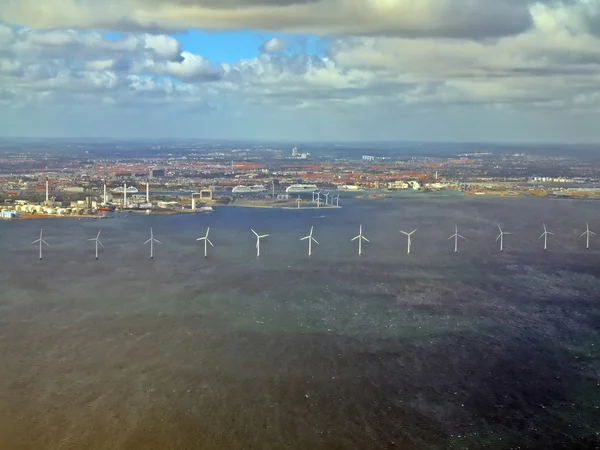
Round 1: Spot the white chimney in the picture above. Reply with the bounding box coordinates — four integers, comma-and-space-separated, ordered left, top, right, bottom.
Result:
123, 182, 127, 206
146, 182, 149, 203
45, 178, 49, 203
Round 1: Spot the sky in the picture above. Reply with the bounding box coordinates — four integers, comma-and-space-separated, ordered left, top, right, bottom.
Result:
1, 0, 600, 143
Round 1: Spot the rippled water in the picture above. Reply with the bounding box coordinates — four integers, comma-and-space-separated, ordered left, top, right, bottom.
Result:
0, 195, 599, 449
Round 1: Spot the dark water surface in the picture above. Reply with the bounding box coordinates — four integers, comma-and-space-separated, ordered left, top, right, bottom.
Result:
1, 195, 599, 449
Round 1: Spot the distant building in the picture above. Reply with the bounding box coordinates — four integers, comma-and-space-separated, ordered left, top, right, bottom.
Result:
292, 147, 298, 157
1, 211, 18, 219
149, 168, 165, 178
362, 155, 375, 161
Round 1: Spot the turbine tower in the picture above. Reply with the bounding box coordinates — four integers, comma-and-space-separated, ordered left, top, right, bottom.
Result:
144, 227, 161, 259
300, 226, 319, 256
448, 224, 465, 253
87, 229, 104, 259
196, 227, 214, 258
538, 223, 555, 251
400, 228, 418, 254
580, 222, 596, 250
324, 192, 330, 205
496, 225, 511, 252
297, 195, 301, 209
351, 225, 370, 255
251, 229, 269, 257
334, 194, 340, 207
315, 191, 321, 208
32, 228, 49, 260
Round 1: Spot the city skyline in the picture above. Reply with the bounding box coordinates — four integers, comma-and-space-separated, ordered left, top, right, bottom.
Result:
1, 2, 600, 142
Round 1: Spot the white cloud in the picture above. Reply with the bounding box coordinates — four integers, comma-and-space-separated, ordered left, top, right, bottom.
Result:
0, 0, 538, 39
1, 1, 600, 141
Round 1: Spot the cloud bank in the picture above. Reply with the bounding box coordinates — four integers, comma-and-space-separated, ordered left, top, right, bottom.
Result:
0, 0, 599, 141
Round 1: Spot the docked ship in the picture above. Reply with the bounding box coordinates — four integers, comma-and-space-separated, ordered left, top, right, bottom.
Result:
96, 205, 115, 212
111, 186, 139, 194
232, 185, 267, 194
285, 184, 319, 193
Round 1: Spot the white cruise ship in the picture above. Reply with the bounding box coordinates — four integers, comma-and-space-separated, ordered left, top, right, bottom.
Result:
111, 186, 139, 194
232, 185, 267, 194
285, 184, 318, 193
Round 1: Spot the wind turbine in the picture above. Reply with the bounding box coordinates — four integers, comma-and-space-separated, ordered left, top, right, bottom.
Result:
334, 194, 340, 207
496, 225, 510, 252
448, 224, 465, 253
324, 192, 330, 205
251, 229, 269, 257
399, 228, 418, 254
196, 227, 214, 258
315, 191, 321, 208
538, 223, 554, 251
32, 228, 49, 260
144, 227, 161, 259
300, 226, 319, 256
87, 229, 104, 259
580, 222, 596, 250
297, 195, 301, 209
351, 225, 370, 255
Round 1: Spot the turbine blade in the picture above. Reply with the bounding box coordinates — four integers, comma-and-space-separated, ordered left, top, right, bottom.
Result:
312, 238, 319, 245
144, 238, 151, 244
411, 229, 418, 234
580, 231, 587, 238
301, 236, 309, 241
197, 237, 205, 241
400, 231, 408, 235
458, 234, 465, 240
496, 234, 501, 241
206, 227, 210, 237
548, 232, 555, 236
504, 232, 512, 235
591, 231, 597, 236
207, 239, 214, 247
251, 229, 258, 237
154, 239, 161, 244
351, 236, 359, 241
260, 234, 269, 238
448, 235, 454, 240
98, 240, 104, 248
362, 237, 370, 243
538, 233, 544, 239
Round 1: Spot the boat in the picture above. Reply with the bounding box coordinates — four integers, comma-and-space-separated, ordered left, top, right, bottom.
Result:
96, 205, 115, 212
285, 184, 318, 193
199, 206, 214, 213
232, 185, 267, 194
111, 186, 139, 194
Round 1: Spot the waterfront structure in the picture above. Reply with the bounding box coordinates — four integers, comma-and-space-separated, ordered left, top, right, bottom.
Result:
301, 226, 319, 256
448, 225, 466, 253
251, 229, 269, 257
351, 225, 370, 256
196, 227, 214, 258
400, 229, 418, 255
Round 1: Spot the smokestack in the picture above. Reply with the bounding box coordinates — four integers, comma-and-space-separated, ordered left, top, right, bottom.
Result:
146, 182, 149, 203
103, 181, 107, 205
45, 178, 49, 203
435, 171, 438, 180
191, 194, 196, 210
123, 182, 127, 207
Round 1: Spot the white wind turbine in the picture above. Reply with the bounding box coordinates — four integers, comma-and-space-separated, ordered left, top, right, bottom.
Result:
333, 194, 340, 207
315, 191, 321, 207
300, 226, 319, 256
496, 225, 510, 252
32, 228, 49, 260
351, 224, 370, 255
539, 223, 554, 251
251, 229, 269, 257
196, 227, 214, 258
87, 229, 104, 259
399, 228, 418, 254
324, 192, 330, 205
448, 224, 465, 253
580, 222, 596, 250
144, 227, 161, 259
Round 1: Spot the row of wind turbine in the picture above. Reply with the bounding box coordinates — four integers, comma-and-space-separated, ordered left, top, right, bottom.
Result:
31, 222, 597, 260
